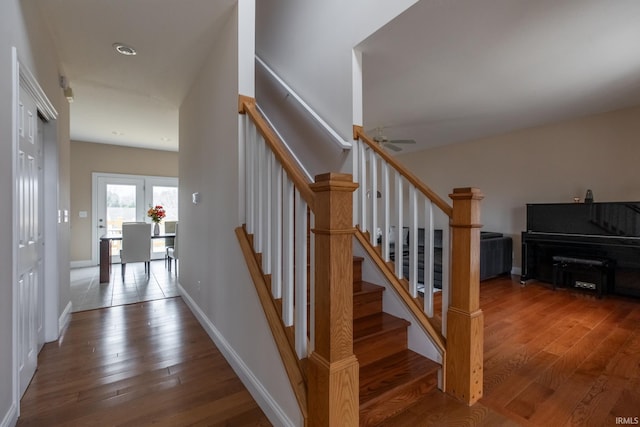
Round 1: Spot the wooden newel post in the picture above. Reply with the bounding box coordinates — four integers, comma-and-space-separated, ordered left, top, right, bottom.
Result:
445, 187, 484, 405
308, 173, 359, 427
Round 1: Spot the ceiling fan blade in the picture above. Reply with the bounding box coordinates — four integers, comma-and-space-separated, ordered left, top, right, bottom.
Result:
389, 139, 416, 144
384, 143, 402, 152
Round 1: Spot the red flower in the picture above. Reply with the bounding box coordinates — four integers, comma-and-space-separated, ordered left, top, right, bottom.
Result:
147, 205, 166, 223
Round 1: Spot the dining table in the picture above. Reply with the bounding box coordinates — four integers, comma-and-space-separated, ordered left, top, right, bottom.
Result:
99, 233, 175, 282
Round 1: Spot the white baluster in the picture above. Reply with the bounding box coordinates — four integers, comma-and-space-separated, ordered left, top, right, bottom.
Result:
263, 151, 272, 273
246, 121, 255, 235
238, 115, 246, 225
359, 143, 368, 232
395, 173, 404, 279
424, 199, 434, 317
255, 137, 264, 253
295, 191, 308, 358
441, 224, 451, 337
282, 176, 295, 326
369, 149, 378, 246
308, 211, 315, 354
382, 161, 390, 261
271, 161, 283, 299
409, 185, 418, 297
352, 139, 360, 228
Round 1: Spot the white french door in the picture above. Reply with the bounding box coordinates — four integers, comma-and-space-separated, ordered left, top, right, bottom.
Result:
93, 174, 178, 264
96, 176, 145, 263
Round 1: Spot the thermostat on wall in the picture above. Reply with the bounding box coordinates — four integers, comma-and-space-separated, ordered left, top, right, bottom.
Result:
192, 192, 200, 205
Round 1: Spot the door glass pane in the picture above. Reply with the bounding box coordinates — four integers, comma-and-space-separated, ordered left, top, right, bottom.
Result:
152, 185, 178, 253
107, 184, 137, 253
153, 186, 178, 221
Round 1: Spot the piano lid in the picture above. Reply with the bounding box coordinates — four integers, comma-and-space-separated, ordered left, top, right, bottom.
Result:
526, 202, 640, 238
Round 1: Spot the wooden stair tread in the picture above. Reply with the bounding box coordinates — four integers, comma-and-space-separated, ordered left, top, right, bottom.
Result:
359, 349, 439, 405
353, 312, 410, 342
353, 281, 385, 295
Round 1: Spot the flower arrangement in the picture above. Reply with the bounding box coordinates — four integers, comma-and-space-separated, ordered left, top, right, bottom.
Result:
147, 205, 166, 223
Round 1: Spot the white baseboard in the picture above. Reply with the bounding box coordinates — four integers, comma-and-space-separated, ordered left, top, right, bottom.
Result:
511, 266, 522, 276
70, 260, 94, 269
0, 403, 17, 427
178, 284, 296, 427
58, 301, 72, 334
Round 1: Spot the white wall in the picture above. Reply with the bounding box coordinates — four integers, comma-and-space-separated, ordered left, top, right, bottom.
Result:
397, 106, 640, 271
256, 0, 417, 142
0, 0, 70, 425
178, 3, 301, 426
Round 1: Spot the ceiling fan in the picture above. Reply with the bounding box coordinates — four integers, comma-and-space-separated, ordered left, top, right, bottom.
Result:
370, 127, 416, 152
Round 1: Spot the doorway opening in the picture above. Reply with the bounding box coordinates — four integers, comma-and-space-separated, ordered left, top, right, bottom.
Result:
92, 173, 178, 264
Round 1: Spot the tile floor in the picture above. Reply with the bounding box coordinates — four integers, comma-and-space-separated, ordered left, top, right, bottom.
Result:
70, 260, 180, 312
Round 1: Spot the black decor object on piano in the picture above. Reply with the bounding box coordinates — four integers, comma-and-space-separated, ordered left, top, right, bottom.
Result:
521, 202, 640, 298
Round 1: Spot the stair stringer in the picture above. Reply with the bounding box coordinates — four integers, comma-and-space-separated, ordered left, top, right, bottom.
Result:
353, 236, 444, 390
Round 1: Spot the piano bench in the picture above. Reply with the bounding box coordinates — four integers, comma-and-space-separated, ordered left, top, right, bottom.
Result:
552, 256, 614, 298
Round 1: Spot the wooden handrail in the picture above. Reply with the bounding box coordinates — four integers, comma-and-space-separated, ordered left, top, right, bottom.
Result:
240, 96, 316, 211
353, 125, 453, 218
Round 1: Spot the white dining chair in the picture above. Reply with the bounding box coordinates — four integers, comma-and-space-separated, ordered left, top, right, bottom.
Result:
120, 222, 152, 280
164, 221, 177, 234
164, 221, 177, 267
167, 223, 178, 275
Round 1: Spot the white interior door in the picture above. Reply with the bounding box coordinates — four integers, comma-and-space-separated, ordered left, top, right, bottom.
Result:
17, 84, 44, 397
36, 117, 45, 352
96, 177, 144, 263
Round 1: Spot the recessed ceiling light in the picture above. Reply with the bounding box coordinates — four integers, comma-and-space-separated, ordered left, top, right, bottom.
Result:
113, 43, 137, 56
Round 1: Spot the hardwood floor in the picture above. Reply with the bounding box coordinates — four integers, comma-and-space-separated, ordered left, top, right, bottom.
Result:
381, 276, 640, 426
18, 277, 640, 426
17, 297, 271, 426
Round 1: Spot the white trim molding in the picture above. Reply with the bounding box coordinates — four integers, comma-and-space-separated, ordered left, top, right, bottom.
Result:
70, 260, 94, 269
0, 403, 17, 427
178, 285, 297, 427
58, 301, 73, 334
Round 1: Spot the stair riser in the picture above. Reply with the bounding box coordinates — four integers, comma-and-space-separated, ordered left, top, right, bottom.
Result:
353, 292, 383, 320
353, 259, 362, 284
354, 329, 408, 367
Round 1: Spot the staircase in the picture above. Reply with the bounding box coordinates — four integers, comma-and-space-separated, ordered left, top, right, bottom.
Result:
353, 256, 440, 426
238, 96, 483, 426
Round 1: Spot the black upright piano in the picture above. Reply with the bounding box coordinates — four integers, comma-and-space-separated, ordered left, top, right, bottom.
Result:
521, 202, 640, 297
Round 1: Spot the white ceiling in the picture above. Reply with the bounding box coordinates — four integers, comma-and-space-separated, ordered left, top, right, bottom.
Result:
360, 0, 640, 153
36, 0, 236, 151
36, 0, 640, 154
